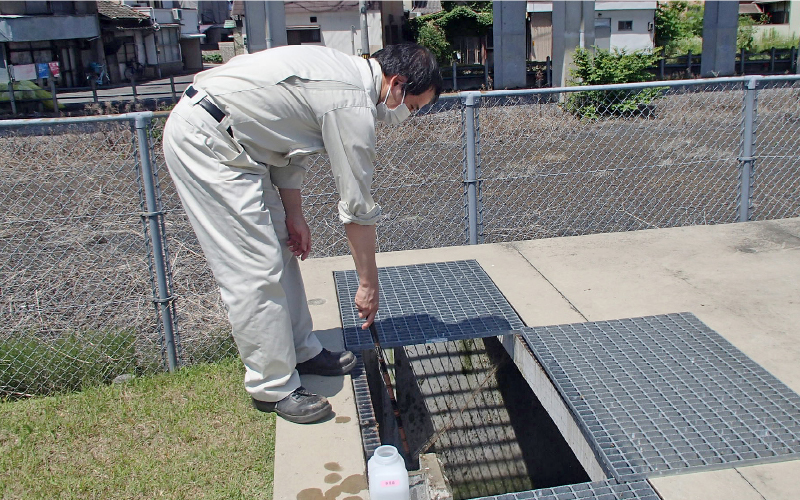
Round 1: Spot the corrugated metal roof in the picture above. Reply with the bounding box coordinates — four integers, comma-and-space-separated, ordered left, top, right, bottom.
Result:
96, 1, 150, 21
410, 0, 443, 15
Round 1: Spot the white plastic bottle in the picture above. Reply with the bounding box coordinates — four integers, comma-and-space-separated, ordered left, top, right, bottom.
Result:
367, 445, 410, 500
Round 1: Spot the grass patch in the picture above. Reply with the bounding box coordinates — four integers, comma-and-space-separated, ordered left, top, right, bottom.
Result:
0, 357, 275, 499
1, 329, 139, 397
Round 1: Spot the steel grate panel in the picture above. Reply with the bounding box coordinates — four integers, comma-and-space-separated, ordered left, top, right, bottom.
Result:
350, 354, 381, 459
334, 260, 525, 350
472, 479, 660, 500
520, 313, 800, 481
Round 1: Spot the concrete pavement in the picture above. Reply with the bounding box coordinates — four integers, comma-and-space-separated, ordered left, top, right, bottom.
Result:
276, 218, 800, 500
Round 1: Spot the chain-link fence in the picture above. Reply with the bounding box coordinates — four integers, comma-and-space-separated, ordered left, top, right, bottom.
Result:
2, 75, 798, 397
0, 116, 164, 397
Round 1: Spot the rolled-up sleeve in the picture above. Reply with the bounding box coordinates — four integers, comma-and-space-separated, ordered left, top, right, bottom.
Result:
321, 106, 381, 225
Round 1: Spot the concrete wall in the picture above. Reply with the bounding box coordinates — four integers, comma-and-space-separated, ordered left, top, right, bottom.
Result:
286, 10, 357, 54
181, 37, 203, 70
530, 12, 553, 61
179, 8, 201, 35
599, 8, 654, 51
284, 8, 384, 56
494, 1, 528, 89
528, 1, 655, 56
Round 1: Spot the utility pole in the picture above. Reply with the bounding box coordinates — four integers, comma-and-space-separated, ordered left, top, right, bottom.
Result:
492, 0, 527, 89
243, 1, 286, 53
700, 1, 738, 77
359, 0, 370, 56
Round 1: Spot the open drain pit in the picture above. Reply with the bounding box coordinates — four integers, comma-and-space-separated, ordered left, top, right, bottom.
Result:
361, 335, 589, 499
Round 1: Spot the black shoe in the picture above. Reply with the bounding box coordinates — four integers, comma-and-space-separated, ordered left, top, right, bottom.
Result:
251, 387, 332, 424
296, 348, 357, 376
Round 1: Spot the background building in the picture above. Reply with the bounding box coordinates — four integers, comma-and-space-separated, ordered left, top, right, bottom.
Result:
0, 0, 202, 87
529, 1, 656, 61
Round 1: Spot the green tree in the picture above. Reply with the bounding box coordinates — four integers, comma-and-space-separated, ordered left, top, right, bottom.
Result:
409, 2, 492, 63
564, 47, 664, 119
655, 1, 704, 56
655, 1, 690, 51
737, 13, 769, 52
570, 47, 661, 86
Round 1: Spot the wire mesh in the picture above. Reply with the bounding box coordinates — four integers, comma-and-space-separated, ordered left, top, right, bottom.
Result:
2, 76, 798, 396
477, 82, 746, 243
303, 97, 467, 257
751, 79, 800, 220
148, 114, 236, 366
0, 119, 162, 397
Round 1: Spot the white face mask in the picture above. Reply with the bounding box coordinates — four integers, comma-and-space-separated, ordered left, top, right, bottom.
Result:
376, 87, 411, 125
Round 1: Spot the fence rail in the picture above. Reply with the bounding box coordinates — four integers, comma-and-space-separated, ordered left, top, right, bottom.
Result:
1, 75, 798, 397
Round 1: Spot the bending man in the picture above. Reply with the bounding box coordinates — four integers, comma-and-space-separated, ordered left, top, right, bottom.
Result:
163, 43, 442, 424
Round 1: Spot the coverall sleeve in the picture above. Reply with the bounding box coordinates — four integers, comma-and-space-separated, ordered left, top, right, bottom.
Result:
321, 106, 381, 225
269, 156, 309, 190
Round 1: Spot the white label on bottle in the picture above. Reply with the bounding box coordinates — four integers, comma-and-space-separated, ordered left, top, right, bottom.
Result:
380, 480, 400, 487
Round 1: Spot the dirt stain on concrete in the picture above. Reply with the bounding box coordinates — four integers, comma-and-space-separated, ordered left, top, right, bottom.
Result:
335, 416, 351, 423
321, 474, 367, 500
297, 468, 366, 500
296, 488, 324, 500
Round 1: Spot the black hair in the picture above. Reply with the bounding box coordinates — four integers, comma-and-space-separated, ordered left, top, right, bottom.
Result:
372, 43, 443, 102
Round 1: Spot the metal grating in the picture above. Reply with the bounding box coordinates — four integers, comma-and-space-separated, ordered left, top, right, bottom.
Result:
334, 260, 525, 351
472, 479, 661, 500
350, 354, 381, 459
521, 313, 800, 481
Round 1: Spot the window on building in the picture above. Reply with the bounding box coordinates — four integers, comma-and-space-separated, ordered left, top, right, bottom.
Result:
287, 27, 322, 45
759, 1, 790, 24
156, 27, 182, 64
8, 41, 53, 65
310, 16, 317, 23
618, 20, 633, 31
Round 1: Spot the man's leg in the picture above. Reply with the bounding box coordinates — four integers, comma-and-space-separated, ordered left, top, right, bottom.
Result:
270, 178, 356, 375
162, 104, 328, 422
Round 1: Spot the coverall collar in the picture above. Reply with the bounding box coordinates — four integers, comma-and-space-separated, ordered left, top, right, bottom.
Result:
363, 58, 383, 108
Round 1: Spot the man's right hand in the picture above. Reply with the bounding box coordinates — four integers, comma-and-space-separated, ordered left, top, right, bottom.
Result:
354, 282, 379, 329
344, 223, 379, 329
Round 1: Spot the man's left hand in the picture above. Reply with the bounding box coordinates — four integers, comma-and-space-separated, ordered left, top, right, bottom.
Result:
286, 212, 311, 260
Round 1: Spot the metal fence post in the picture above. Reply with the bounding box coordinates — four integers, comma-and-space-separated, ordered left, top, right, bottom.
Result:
464, 92, 480, 245
170, 75, 177, 103
134, 114, 179, 371
49, 71, 59, 118
738, 76, 758, 222
8, 80, 17, 115
740, 48, 747, 75
91, 77, 99, 104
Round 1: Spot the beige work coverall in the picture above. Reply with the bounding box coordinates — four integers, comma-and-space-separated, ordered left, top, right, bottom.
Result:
163, 45, 383, 402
